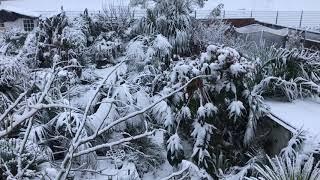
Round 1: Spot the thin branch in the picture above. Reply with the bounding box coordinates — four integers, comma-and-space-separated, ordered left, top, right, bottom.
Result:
0, 90, 28, 123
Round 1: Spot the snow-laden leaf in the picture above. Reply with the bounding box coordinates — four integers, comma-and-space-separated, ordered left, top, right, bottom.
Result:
191, 122, 215, 148
228, 100, 245, 120
112, 84, 134, 105
180, 106, 191, 120
247, 154, 320, 180
152, 34, 172, 58
197, 106, 206, 119
151, 96, 175, 132
29, 125, 49, 143
204, 102, 218, 117
167, 134, 183, 153
243, 111, 256, 146
136, 90, 151, 108
230, 62, 246, 77
126, 40, 146, 62
166, 133, 184, 167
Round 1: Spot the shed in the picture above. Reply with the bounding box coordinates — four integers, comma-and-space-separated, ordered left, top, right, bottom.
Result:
235, 24, 289, 48
0, 6, 40, 32
260, 98, 320, 156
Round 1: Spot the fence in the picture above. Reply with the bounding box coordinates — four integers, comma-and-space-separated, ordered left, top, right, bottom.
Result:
194, 10, 320, 28
35, 10, 320, 29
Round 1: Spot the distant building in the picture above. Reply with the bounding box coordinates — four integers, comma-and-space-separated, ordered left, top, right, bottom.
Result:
0, 6, 40, 32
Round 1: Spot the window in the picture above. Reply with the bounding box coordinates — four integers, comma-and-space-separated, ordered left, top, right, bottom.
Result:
23, 19, 34, 31
0, 22, 4, 30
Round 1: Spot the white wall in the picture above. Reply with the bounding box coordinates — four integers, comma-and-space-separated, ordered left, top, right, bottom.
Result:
1, 18, 38, 32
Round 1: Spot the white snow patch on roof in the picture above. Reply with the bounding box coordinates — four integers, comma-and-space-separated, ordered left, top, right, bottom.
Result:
1, 0, 130, 12
266, 99, 320, 137
0, 5, 40, 17
236, 24, 289, 36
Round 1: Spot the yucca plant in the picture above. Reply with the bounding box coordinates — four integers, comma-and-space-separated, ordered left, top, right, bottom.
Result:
246, 131, 320, 180
247, 154, 320, 180
249, 47, 320, 101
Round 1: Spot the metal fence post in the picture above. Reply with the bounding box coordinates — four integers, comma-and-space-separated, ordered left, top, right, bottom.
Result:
194, 10, 197, 19
299, 10, 304, 28
275, 11, 279, 24
250, 10, 253, 18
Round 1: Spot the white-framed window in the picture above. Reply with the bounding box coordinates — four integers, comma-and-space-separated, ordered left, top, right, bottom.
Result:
23, 19, 34, 31
0, 22, 4, 30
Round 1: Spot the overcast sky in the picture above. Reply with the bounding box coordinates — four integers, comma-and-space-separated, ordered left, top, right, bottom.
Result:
1, 0, 320, 11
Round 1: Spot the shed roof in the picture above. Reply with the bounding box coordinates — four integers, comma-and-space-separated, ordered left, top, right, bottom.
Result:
266, 98, 320, 137
236, 24, 289, 36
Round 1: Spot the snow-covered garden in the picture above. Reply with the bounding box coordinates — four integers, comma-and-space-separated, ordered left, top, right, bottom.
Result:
1, 0, 320, 179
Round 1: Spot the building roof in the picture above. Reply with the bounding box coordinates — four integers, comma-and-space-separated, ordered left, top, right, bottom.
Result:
235, 24, 289, 36
0, 6, 39, 22
266, 98, 320, 137
0, 5, 40, 19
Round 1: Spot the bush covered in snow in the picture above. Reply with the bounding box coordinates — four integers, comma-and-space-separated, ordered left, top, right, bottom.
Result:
131, 0, 207, 55
1, 2, 320, 180
146, 44, 270, 177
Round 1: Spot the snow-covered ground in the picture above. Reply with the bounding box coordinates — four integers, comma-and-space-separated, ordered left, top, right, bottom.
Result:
266, 98, 320, 137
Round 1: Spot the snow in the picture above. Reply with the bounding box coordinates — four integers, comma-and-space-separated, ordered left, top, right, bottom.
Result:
83, 159, 140, 180
0, 5, 40, 17
228, 100, 245, 119
236, 24, 289, 36
266, 98, 320, 137
0, 0, 131, 12
230, 62, 246, 77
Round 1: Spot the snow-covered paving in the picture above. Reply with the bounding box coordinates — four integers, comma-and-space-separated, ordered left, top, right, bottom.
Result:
266, 99, 320, 137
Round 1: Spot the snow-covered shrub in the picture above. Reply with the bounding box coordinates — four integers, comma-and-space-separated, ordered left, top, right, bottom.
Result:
125, 127, 166, 175
88, 31, 124, 67
286, 30, 304, 50
131, 0, 206, 55
37, 12, 69, 67
17, 30, 39, 68
193, 19, 240, 52
0, 28, 28, 56
251, 47, 320, 101
247, 154, 320, 180
167, 133, 185, 167
93, 4, 133, 35
0, 56, 29, 88
126, 34, 172, 73
150, 45, 269, 176
0, 138, 50, 179
0, 33, 5, 53
62, 25, 86, 52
